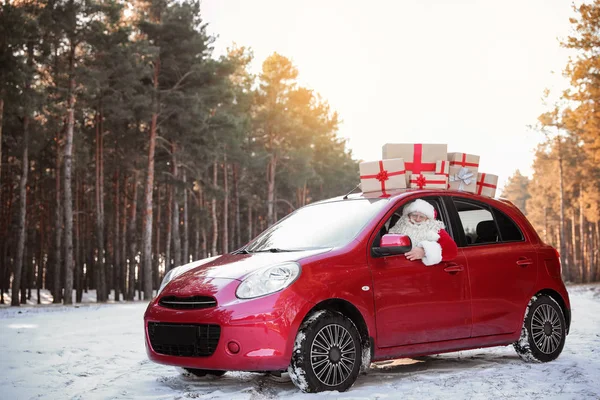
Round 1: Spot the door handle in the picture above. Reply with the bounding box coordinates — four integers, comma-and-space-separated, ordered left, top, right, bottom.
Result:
443, 264, 464, 273
516, 257, 534, 267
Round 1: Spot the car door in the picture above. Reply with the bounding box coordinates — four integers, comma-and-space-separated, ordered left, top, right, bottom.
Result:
369, 196, 472, 348
447, 197, 538, 337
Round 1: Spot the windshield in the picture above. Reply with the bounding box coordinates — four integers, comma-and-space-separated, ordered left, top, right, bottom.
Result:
245, 199, 389, 252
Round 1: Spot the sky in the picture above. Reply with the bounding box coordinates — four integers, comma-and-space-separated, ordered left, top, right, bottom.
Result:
200, 0, 578, 191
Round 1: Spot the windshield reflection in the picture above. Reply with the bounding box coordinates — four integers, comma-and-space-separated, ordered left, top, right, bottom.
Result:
245, 199, 388, 252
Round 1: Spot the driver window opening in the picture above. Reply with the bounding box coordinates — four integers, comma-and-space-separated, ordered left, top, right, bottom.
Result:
374, 198, 445, 247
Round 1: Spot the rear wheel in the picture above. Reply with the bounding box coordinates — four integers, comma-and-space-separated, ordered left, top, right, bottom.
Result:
514, 295, 566, 363
288, 310, 361, 393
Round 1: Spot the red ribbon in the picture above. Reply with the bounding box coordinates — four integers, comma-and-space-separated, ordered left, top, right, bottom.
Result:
476, 173, 497, 195
437, 160, 449, 177
360, 160, 405, 197
450, 153, 479, 168
410, 174, 447, 189
404, 144, 437, 174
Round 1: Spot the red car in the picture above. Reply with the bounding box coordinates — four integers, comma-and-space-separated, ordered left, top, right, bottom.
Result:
144, 189, 570, 393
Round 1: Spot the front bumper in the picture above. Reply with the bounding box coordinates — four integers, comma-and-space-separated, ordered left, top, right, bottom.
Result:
144, 279, 314, 371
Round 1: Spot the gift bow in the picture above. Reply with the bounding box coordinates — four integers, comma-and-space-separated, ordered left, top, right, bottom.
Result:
450, 167, 474, 190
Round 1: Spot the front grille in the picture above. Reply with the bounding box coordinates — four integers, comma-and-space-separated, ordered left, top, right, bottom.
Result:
148, 322, 221, 357
159, 295, 217, 310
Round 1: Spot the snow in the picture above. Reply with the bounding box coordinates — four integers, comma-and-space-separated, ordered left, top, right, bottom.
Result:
1, 285, 600, 399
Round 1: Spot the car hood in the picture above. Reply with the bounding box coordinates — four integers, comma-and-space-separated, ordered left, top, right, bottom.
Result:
173, 248, 332, 283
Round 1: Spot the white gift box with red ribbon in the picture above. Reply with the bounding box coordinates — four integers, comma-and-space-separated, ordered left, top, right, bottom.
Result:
383, 143, 447, 185
359, 158, 407, 196
408, 173, 448, 189
447, 152, 480, 193
476, 172, 498, 197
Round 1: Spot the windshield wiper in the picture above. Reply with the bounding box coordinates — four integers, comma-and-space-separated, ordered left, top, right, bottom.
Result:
250, 248, 295, 253
230, 248, 250, 255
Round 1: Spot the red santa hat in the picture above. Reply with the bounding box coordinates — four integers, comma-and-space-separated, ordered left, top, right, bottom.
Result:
402, 199, 435, 220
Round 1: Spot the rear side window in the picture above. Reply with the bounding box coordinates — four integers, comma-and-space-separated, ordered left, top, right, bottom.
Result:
453, 199, 524, 245
493, 209, 524, 242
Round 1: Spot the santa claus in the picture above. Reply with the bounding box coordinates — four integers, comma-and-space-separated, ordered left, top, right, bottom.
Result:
388, 199, 458, 266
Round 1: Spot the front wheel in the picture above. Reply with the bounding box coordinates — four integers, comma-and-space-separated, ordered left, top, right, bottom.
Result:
514, 294, 566, 363
288, 310, 361, 393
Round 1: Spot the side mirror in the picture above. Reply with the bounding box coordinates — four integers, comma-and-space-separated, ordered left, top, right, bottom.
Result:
372, 234, 412, 257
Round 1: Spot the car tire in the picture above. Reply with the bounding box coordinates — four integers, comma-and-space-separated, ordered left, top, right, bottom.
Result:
513, 294, 566, 363
288, 310, 361, 393
182, 368, 226, 378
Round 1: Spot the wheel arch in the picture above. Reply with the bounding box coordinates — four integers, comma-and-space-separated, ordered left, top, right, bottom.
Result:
304, 298, 373, 367
535, 288, 571, 334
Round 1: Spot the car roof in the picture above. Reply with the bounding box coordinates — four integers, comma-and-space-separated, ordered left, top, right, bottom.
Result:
312, 188, 518, 210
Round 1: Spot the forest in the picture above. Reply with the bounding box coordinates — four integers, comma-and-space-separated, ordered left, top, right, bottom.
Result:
502, 2, 600, 284
1, 0, 600, 307
0, 0, 358, 306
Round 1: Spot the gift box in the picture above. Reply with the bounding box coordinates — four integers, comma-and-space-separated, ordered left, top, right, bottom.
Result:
447, 152, 480, 169
408, 173, 448, 189
476, 173, 498, 197
359, 158, 406, 196
448, 166, 478, 192
382, 143, 447, 182
447, 152, 479, 193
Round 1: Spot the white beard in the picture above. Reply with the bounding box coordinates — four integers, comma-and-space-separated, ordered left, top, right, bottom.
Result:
388, 216, 445, 248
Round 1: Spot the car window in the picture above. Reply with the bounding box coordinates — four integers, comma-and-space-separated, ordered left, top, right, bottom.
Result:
453, 200, 498, 245
375, 197, 449, 247
493, 208, 524, 242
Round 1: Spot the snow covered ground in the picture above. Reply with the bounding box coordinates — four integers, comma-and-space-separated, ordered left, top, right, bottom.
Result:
1, 285, 599, 400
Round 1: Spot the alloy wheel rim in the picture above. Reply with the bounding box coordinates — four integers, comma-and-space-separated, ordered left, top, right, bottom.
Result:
310, 323, 356, 386
530, 303, 563, 354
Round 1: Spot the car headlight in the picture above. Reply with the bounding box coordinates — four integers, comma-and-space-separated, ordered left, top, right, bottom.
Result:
236, 262, 301, 299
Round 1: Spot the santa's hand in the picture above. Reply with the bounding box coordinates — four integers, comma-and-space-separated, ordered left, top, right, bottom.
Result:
405, 246, 425, 261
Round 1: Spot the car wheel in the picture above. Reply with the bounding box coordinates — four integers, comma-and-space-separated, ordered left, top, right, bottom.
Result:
288, 310, 361, 393
514, 294, 566, 363
182, 368, 226, 378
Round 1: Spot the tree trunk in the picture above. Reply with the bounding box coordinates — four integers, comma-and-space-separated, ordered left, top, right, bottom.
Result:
579, 189, 586, 283
171, 148, 181, 268
128, 170, 139, 300
211, 160, 218, 256
75, 174, 83, 303
141, 57, 160, 301
556, 138, 568, 280
222, 157, 229, 254
53, 143, 63, 303
201, 227, 207, 259
266, 155, 277, 226
0, 97, 3, 197
113, 171, 120, 301
595, 222, 600, 282
233, 165, 241, 249
95, 109, 107, 302
63, 69, 76, 305
248, 203, 253, 242
570, 212, 578, 282
37, 209, 44, 305
182, 170, 189, 264
165, 182, 172, 271
120, 173, 128, 297
154, 185, 160, 288
194, 211, 200, 260
11, 117, 29, 306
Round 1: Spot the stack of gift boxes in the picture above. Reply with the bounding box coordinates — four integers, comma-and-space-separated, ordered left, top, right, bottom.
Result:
359, 143, 498, 197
